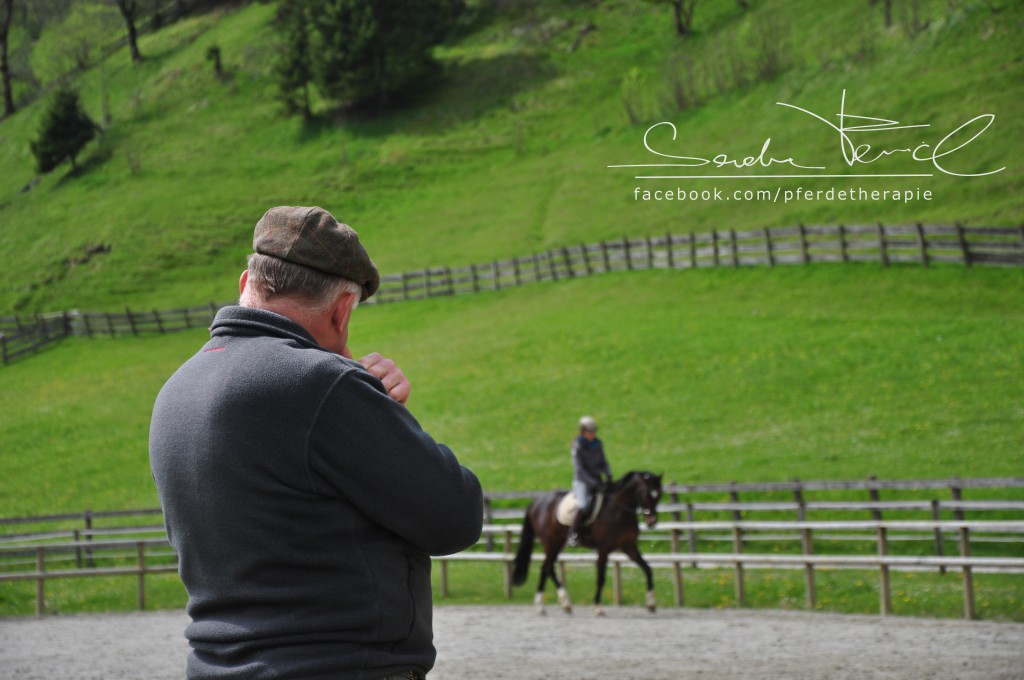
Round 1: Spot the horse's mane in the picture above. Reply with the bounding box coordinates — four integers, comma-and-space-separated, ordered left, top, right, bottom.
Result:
609, 470, 642, 492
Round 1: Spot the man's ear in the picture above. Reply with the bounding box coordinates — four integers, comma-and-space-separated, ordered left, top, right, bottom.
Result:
239, 270, 249, 296
330, 291, 358, 332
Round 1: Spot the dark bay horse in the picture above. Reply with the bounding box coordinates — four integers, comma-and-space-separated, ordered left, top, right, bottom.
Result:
512, 470, 663, 615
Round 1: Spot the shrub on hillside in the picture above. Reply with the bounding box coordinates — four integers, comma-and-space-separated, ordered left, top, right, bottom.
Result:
30, 86, 97, 173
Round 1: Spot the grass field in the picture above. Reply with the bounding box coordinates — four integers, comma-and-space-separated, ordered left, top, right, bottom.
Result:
2, 264, 1021, 516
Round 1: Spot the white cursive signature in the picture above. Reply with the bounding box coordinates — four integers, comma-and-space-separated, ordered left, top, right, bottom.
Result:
615, 90, 1005, 178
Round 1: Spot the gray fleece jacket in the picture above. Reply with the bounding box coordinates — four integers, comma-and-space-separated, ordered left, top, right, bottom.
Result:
149, 306, 483, 680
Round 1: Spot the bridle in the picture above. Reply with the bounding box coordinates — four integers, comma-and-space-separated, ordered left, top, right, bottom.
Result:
609, 473, 660, 521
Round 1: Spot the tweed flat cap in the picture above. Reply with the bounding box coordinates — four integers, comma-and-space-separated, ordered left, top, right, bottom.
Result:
253, 206, 380, 301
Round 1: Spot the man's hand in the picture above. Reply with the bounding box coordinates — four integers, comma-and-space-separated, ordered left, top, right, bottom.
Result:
357, 352, 411, 405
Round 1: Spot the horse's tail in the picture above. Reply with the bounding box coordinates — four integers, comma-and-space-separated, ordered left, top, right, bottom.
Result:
512, 505, 536, 587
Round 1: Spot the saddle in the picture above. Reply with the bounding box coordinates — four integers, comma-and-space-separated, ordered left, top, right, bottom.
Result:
556, 491, 604, 527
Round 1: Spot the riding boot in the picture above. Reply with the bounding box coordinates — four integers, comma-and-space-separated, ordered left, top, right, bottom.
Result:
567, 502, 591, 547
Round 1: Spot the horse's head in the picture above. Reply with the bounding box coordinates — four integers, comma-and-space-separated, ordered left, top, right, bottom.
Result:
628, 471, 663, 528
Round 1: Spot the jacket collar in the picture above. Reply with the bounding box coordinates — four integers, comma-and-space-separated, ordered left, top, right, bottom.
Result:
210, 305, 321, 349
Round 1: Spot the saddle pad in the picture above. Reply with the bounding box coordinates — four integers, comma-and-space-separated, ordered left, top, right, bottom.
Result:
556, 493, 578, 527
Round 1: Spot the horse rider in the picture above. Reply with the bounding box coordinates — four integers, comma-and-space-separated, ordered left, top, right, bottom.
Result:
568, 415, 613, 546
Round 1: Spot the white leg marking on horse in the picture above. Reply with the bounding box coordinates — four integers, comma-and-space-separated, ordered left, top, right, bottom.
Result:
534, 591, 546, 615
646, 589, 657, 613
594, 603, 605, 617
557, 586, 573, 615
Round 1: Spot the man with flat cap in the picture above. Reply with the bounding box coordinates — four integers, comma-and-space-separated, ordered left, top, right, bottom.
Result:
150, 206, 483, 680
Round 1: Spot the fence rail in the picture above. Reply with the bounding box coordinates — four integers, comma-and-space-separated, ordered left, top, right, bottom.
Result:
3, 224, 1022, 365
2, 477, 1022, 618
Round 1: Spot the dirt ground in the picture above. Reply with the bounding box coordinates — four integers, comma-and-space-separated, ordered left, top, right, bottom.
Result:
2, 605, 1023, 679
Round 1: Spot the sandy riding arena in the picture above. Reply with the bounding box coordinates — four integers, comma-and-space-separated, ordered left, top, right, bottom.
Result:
2, 606, 1023, 679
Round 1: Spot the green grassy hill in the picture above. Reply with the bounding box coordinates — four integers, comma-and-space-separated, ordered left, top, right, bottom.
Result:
0, 0, 1021, 314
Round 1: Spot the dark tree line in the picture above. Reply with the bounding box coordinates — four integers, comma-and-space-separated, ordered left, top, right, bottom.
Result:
275, 0, 464, 115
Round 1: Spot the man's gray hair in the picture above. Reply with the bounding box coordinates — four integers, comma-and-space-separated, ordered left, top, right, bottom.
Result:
242, 253, 361, 312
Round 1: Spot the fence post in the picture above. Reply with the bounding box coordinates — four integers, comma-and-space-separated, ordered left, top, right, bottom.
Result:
688, 232, 697, 269
838, 223, 848, 263
441, 559, 449, 599
730, 484, 745, 606
931, 499, 947, 575
580, 243, 592, 275
711, 230, 720, 267
469, 265, 479, 293
125, 307, 138, 336
84, 509, 95, 568
36, 547, 46, 616
444, 267, 454, 296
763, 228, 774, 266
402, 271, 411, 299
955, 222, 971, 267
915, 222, 930, 267
798, 223, 809, 264
958, 525, 975, 619
562, 247, 575, 278
729, 229, 739, 267
74, 529, 83, 568
646, 235, 654, 269
868, 475, 883, 522
877, 223, 889, 267
547, 251, 558, 282
137, 542, 147, 610
600, 240, 611, 272
685, 501, 698, 568
153, 310, 164, 334
532, 253, 542, 281
423, 268, 432, 297
513, 257, 522, 286
105, 312, 116, 336
623, 235, 633, 271
483, 497, 494, 552
878, 526, 892, 615
793, 479, 815, 608
666, 232, 675, 269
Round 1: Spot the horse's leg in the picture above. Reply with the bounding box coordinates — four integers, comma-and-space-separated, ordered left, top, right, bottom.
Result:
534, 546, 551, 615
550, 554, 573, 615
623, 543, 657, 613
593, 550, 609, 617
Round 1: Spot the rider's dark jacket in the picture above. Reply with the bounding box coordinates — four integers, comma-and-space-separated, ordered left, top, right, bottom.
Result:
571, 435, 612, 489
150, 306, 483, 680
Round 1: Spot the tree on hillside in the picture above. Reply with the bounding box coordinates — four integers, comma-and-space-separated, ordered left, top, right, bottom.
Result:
274, 2, 313, 117
110, 0, 142, 63
30, 86, 97, 172
0, 0, 14, 116
646, 0, 700, 37
305, 0, 461, 110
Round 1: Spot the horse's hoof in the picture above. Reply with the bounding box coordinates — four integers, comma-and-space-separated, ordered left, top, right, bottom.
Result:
594, 605, 605, 617
646, 590, 657, 613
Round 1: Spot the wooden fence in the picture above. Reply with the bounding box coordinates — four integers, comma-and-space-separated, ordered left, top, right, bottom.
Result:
2, 224, 1022, 365
3, 476, 1021, 618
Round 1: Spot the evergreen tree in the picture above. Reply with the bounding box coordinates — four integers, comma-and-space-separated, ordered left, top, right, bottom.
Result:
30, 86, 97, 173
307, 0, 460, 110
274, 2, 313, 117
